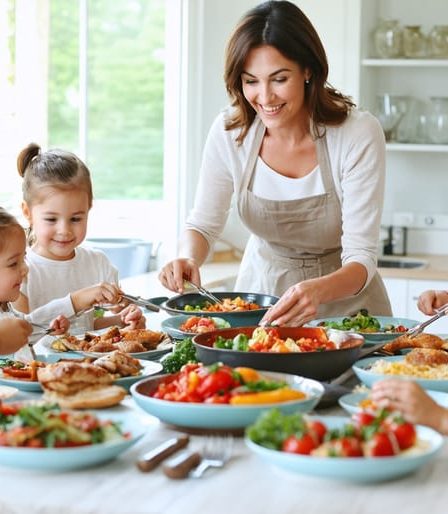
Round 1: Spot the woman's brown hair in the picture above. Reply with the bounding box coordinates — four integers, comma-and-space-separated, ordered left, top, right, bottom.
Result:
0, 207, 24, 253
224, 0, 355, 143
17, 143, 93, 208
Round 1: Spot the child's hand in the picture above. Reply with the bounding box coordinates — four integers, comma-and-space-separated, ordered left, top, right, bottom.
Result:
71, 283, 123, 313
0, 318, 33, 354
417, 290, 448, 316
49, 315, 70, 335
371, 379, 448, 434
120, 304, 146, 329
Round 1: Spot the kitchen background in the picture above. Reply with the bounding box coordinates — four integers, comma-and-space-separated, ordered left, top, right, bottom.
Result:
0, 0, 447, 324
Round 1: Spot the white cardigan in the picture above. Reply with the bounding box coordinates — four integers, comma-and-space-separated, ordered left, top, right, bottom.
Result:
186, 107, 386, 287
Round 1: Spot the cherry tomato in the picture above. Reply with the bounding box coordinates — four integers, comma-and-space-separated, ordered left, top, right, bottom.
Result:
364, 432, 397, 457
383, 419, 416, 450
329, 436, 363, 457
306, 420, 327, 444
0, 404, 19, 416
352, 412, 376, 428
282, 434, 317, 455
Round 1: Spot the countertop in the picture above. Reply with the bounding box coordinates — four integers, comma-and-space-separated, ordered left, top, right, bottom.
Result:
120, 254, 448, 302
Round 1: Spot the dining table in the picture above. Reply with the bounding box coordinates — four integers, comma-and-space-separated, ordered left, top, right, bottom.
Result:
1, 279, 448, 514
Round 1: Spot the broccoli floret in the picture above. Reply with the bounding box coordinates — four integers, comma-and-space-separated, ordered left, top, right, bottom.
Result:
161, 338, 198, 373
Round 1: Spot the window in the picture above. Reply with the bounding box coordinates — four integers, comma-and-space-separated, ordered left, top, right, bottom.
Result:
0, 0, 180, 250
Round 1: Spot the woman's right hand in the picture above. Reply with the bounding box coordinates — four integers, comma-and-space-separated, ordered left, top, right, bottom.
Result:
158, 258, 201, 293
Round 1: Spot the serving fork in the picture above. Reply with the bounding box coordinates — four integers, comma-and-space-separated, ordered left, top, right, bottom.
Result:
183, 280, 224, 307
406, 303, 448, 339
189, 435, 233, 478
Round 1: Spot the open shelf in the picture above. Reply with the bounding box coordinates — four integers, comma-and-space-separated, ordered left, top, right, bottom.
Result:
362, 58, 448, 67
386, 143, 448, 152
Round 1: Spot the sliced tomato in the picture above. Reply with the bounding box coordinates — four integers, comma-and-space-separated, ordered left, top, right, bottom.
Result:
329, 436, 364, 457
196, 368, 235, 399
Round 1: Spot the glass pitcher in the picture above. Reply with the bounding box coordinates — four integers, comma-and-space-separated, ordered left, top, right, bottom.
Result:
427, 97, 448, 144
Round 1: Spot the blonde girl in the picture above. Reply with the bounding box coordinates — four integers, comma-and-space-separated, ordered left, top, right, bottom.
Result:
0, 207, 67, 355
13, 143, 143, 332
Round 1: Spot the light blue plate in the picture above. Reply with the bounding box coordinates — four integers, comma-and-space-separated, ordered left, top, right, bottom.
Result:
161, 315, 231, 340
353, 355, 448, 392
246, 415, 443, 482
339, 389, 448, 415
307, 316, 419, 344
36, 334, 173, 361
131, 371, 324, 430
0, 354, 162, 392
0, 411, 145, 470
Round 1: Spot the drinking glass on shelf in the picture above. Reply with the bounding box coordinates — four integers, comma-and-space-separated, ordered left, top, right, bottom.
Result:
427, 97, 448, 144
375, 94, 408, 142
373, 19, 403, 58
403, 25, 427, 58
396, 98, 428, 143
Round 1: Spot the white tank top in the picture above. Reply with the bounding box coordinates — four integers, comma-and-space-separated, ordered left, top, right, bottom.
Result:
251, 157, 324, 200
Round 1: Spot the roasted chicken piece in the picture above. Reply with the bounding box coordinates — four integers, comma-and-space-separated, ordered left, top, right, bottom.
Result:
88, 341, 117, 353
405, 348, 448, 367
121, 328, 165, 349
382, 333, 448, 354
115, 340, 147, 353
93, 350, 142, 377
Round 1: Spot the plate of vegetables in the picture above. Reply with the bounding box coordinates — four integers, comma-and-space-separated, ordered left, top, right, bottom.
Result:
245, 409, 443, 482
308, 310, 419, 343
0, 402, 145, 470
130, 363, 324, 430
161, 315, 231, 339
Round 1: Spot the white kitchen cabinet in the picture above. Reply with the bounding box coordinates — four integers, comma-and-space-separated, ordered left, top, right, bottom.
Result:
382, 276, 448, 332
382, 277, 408, 318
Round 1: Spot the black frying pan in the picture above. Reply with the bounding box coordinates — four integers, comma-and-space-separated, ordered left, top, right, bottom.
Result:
193, 326, 366, 382
159, 292, 279, 327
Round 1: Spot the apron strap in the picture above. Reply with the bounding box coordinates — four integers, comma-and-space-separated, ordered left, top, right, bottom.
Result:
238, 119, 265, 196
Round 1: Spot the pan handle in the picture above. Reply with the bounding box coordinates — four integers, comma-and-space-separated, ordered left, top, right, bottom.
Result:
358, 341, 387, 359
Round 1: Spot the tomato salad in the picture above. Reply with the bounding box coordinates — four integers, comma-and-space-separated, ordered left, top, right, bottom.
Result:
213, 327, 336, 353
247, 409, 417, 457
178, 316, 230, 334
0, 358, 46, 381
0, 402, 129, 448
151, 363, 306, 405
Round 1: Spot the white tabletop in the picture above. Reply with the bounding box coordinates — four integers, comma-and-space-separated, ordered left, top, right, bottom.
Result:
0, 392, 447, 514
4, 308, 448, 514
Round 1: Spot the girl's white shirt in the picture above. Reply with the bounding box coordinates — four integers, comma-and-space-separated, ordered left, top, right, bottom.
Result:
185, 107, 385, 288
20, 246, 118, 333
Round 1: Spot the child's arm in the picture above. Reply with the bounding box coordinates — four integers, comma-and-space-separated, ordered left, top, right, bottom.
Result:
93, 304, 146, 330
372, 379, 448, 435
0, 318, 33, 355
417, 290, 448, 316
70, 282, 123, 314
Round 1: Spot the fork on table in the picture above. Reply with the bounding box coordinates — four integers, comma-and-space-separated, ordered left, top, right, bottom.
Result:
189, 435, 233, 478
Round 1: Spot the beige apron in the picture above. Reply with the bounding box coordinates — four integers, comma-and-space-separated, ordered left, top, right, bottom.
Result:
235, 121, 392, 317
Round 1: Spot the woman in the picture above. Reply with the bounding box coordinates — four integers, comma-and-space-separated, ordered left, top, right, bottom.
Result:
159, 0, 392, 326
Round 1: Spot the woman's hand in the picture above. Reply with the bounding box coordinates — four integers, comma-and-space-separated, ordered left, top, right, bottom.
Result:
120, 304, 146, 329
260, 279, 322, 326
71, 282, 123, 313
49, 315, 70, 335
417, 290, 448, 316
0, 318, 33, 354
158, 258, 201, 293
371, 379, 448, 434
